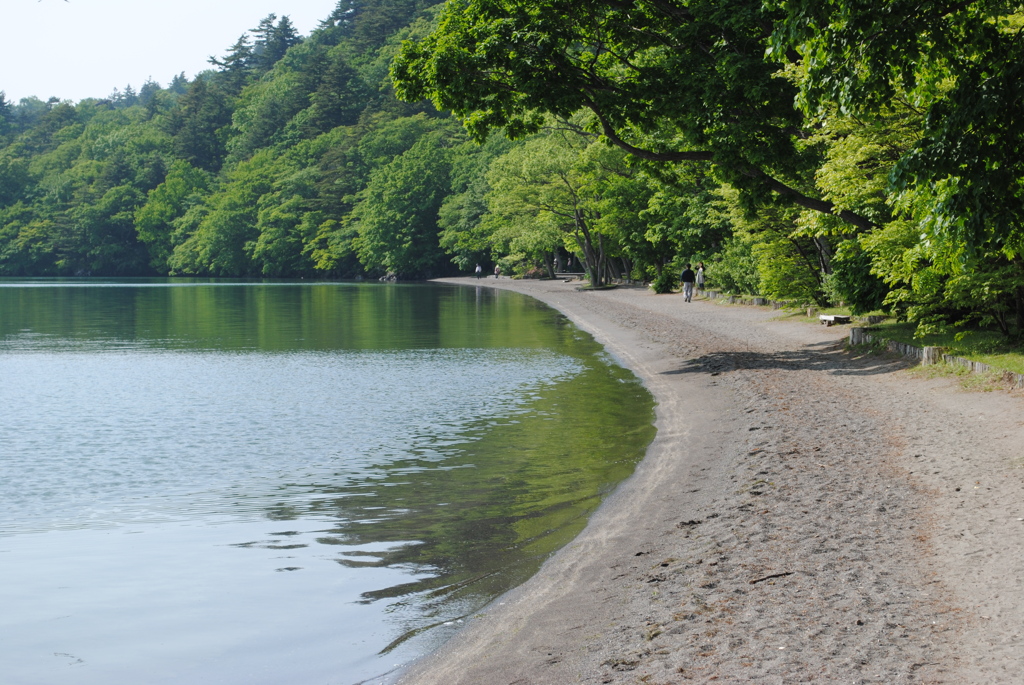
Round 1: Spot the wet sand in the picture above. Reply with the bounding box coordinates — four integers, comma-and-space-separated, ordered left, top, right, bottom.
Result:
396, 278, 1024, 684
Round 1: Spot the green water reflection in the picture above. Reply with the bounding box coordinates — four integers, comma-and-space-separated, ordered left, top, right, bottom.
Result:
0, 279, 656, 679
0, 279, 593, 352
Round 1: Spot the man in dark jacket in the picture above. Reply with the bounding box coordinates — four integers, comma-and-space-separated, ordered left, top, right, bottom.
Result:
680, 264, 696, 302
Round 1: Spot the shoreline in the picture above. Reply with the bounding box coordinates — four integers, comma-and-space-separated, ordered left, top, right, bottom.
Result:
396, 278, 1024, 684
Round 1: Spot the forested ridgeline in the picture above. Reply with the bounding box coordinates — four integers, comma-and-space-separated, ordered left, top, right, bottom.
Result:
3, 0, 1024, 338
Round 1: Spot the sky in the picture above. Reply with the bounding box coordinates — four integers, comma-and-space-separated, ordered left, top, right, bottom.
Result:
1, 0, 342, 103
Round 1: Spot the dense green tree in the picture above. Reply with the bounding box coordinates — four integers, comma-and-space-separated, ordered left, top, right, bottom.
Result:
774, 0, 1024, 332
168, 73, 189, 95
436, 134, 515, 271
251, 15, 303, 74
303, 47, 373, 133
209, 35, 256, 95
14, 101, 79, 155
481, 130, 626, 285
135, 160, 212, 271
0, 211, 60, 275
0, 92, 13, 141
228, 69, 316, 159
0, 154, 30, 206
393, 0, 872, 232
326, 0, 438, 57
68, 183, 152, 275
639, 163, 731, 279
352, 122, 461, 277
165, 77, 232, 171
168, 149, 277, 275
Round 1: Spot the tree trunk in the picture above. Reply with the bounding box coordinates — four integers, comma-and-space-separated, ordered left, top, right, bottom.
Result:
813, 236, 833, 275
544, 252, 555, 279
574, 209, 605, 287
1014, 258, 1024, 335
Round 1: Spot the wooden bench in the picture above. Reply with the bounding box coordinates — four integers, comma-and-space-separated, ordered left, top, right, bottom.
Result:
819, 314, 852, 326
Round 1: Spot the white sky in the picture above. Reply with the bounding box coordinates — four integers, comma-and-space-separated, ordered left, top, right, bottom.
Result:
1, 0, 342, 103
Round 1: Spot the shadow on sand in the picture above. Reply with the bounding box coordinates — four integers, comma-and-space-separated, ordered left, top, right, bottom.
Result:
660, 339, 915, 378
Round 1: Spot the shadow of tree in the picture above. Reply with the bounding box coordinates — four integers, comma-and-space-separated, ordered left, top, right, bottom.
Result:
660, 340, 915, 378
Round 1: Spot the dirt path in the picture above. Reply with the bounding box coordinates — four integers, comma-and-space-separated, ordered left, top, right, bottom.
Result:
396, 278, 1024, 684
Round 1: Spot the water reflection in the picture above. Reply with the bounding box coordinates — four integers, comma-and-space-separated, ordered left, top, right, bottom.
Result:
0, 280, 655, 684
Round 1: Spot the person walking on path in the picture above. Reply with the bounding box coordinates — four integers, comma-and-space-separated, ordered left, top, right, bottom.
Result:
494, 265, 502, 278
696, 262, 705, 296
475, 264, 483, 278
680, 264, 696, 302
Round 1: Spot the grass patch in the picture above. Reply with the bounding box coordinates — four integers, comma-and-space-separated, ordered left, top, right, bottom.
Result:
907, 362, 1011, 392
726, 295, 1024, 377
865, 322, 1024, 375
576, 283, 619, 291
773, 304, 887, 325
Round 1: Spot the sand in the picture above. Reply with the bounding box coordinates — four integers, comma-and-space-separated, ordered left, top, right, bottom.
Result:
395, 278, 1024, 684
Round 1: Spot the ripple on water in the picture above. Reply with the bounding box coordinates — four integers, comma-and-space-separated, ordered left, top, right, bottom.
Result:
0, 347, 579, 535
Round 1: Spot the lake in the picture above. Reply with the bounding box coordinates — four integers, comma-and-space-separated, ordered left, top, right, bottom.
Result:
0, 280, 655, 684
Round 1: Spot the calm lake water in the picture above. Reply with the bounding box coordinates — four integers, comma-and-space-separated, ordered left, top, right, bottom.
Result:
0, 280, 655, 685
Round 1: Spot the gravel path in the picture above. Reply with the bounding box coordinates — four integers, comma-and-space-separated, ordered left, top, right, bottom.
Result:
395, 278, 1024, 684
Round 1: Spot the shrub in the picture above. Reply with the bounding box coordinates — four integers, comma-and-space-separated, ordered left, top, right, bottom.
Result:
649, 268, 677, 294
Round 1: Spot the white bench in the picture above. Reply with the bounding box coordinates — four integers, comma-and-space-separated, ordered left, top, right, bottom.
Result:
819, 314, 852, 326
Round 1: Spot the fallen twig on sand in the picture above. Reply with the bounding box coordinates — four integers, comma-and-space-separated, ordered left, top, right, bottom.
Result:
748, 572, 794, 585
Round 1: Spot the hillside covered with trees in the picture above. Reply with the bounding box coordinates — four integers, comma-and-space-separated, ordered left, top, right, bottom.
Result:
2, 0, 1024, 339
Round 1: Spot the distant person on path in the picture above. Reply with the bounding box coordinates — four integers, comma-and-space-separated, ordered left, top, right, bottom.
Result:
494, 265, 501, 278
680, 263, 696, 302
696, 262, 705, 295
475, 264, 483, 278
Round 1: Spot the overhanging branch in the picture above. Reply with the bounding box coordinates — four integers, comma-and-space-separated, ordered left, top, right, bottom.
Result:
590, 105, 877, 231
746, 169, 876, 231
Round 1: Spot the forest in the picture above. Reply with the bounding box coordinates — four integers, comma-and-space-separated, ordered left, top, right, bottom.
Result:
2, 0, 1023, 338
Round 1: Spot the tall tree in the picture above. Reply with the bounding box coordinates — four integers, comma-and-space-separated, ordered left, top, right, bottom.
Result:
352, 125, 460, 277
481, 130, 627, 286
135, 160, 212, 272
251, 14, 302, 74
392, 0, 874, 232
165, 78, 232, 172
0, 92, 13, 141
209, 34, 255, 95
773, 0, 1024, 330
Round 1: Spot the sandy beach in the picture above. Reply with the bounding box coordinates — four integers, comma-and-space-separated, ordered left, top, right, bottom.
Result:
396, 277, 1024, 684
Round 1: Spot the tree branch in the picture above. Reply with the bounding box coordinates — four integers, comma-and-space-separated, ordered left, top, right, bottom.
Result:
741, 168, 877, 231
586, 107, 878, 231
589, 106, 715, 162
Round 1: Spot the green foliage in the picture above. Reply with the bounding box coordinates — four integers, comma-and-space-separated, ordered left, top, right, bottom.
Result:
709, 235, 760, 297
478, 127, 633, 285
437, 135, 515, 270
135, 160, 211, 271
716, 185, 825, 304
0, 6, 462, 281
0, 0, 1021, 343
649, 269, 676, 294
0, 154, 30, 205
164, 78, 232, 172
352, 123, 461, 277
823, 239, 888, 314
865, 218, 1024, 338
393, 0, 883, 232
